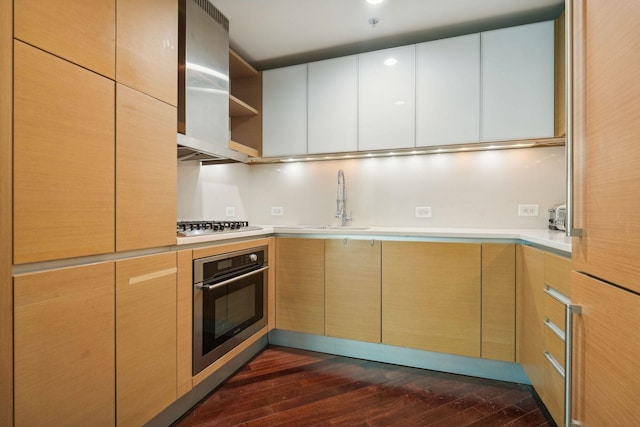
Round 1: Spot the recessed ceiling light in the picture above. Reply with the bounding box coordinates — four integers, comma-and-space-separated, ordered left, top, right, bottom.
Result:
366, 0, 384, 4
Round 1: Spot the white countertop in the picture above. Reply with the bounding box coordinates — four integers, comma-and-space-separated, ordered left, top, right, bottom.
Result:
177, 225, 572, 254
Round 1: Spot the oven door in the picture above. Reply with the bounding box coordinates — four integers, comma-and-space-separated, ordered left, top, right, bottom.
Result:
193, 264, 268, 375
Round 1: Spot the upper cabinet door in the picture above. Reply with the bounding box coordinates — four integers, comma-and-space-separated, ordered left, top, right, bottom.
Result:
14, 0, 115, 79
481, 21, 554, 141
358, 45, 416, 151
416, 34, 480, 146
13, 41, 115, 264
308, 56, 358, 154
116, 0, 177, 106
263, 64, 308, 157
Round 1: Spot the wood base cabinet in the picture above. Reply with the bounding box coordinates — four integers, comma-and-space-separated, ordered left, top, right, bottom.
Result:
325, 239, 381, 343
116, 253, 177, 427
571, 273, 640, 426
275, 238, 325, 335
14, 263, 116, 427
382, 242, 481, 357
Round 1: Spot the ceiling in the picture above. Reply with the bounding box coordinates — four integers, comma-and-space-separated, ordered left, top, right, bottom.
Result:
210, 0, 564, 70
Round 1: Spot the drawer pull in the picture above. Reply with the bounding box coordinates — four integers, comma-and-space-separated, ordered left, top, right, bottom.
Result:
544, 350, 565, 378
544, 317, 566, 341
544, 285, 571, 305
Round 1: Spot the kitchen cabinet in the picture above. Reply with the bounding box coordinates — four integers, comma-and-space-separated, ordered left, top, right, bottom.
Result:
116, 252, 177, 427
14, 262, 115, 427
275, 238, 325, 335
116, 84, 177, 252
229, 49, 262, 156
382, 242, 481, 357
116, 0, 177, 106
262, 64, 308, 157
570, 1, 640, 425
416, 34, 480, 146
14, 0, 115, 79
13, 41, 115, 264
517, 245, 571, 426
571, 273, 640, 425
481, 21, 554, 141
176, 249, 193, 398
481, 244, 515, 362
325, 239, 381, 343
358, 45, 416, 151
308, 56, 358, 154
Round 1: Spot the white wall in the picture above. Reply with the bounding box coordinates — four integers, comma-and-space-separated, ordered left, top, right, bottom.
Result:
178, 146, 566, 229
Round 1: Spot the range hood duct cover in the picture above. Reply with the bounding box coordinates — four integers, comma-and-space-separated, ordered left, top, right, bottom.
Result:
177, 0, 247, 163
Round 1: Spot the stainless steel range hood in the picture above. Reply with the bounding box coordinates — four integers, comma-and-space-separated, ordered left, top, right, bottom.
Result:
177, 0, 247, 163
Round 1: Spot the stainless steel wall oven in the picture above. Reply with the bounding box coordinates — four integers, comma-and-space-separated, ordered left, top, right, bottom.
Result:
192, 246, 268, 375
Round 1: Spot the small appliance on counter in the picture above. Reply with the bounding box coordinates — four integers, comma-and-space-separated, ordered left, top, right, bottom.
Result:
548, 204, 566, 231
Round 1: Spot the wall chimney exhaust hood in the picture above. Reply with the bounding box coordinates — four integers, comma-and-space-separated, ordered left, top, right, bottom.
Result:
177, 0, 248, 163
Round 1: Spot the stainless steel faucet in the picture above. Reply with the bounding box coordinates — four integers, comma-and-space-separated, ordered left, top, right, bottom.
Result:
335, 169, 351, 226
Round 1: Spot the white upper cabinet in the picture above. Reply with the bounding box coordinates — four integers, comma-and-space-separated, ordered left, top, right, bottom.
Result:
308, 56, 358, 154
358, 45, 416, 151
262, 64, 308, 157
416, 34, 480, 146
481, 21, 555, 141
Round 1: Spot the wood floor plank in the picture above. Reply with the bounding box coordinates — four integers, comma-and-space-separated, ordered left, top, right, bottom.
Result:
173, 346, 556, 427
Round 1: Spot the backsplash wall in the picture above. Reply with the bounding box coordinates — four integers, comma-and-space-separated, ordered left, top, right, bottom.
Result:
178, 146, 566, 229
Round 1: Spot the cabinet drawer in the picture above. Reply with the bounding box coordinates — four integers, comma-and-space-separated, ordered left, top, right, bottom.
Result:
544, 323, 565, 370
543, 354, 565, 426
544, 291, 567, 333
544, 253, 571, 296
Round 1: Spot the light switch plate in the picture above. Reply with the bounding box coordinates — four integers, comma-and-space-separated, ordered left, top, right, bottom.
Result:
225, 207, 236, 217
271, 207, 284, 216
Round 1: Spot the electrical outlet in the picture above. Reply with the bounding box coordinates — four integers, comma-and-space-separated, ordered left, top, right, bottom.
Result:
225, 207, 236, 217
415, 207, 432, 218
271, 206, 284, 216
518, 204, 539, 217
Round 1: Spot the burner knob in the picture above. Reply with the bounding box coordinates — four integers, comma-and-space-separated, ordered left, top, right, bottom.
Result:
249, 254, 258, 262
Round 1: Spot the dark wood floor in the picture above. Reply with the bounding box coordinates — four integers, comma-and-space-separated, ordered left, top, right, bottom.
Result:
173, 346, 555, 427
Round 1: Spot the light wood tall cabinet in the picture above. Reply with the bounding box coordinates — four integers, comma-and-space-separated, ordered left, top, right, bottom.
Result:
416, 34, 480, 146
275, 238, 325, 335
116, 253, 177, 427
116, 0, 177, 106
358, 45, 416, 151
481, 21, 555, 141
13, 263, 115, 427
570, 1, 640, 425
325, 239, 381, 343
13, 41, 115, 264
116, 84, 177, 252
382, 241, 481, 357
14, 0, 116, 79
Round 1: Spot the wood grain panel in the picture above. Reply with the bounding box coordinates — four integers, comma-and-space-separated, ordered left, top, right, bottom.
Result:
192, 238, 272, 260
481, 244, 515, 362
14, 41, 115, 264
275, 238, 325, 335
382, 241, 481, 357
572, 0, 640, 294
544, 252, 571, 296
543, 354, 565, 426
517, 245, 545, 395
554, 11, 566, 137
544, 326, 565, 370
177, 249, 193, 398
267, 237, 276, 330
116, 84, 176, 252
14, 263, 115, 427
572, 272, 640, 425
325, 239, 381, 343
116, 0, 177, 105
116, 253, 177, 427
544, 292, 567, 334
0, 0, 13, 423
14, 0, 115, 78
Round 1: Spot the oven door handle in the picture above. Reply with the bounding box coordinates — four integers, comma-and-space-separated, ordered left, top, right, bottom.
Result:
196, 265, 269, 291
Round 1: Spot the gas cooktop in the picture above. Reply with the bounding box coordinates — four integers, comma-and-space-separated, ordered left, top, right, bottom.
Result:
177, 220, 262, 237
